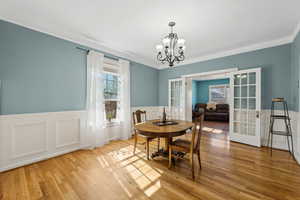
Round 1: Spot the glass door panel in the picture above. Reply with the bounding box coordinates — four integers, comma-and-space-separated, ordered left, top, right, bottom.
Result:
230, 68, 261, 147
169, 79, 183, 120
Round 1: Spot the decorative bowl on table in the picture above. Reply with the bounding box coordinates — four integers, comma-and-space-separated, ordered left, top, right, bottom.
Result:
152, 120, 178, 126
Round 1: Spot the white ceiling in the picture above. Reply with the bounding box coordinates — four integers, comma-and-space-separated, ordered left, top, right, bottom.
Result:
1, 0, 300, 69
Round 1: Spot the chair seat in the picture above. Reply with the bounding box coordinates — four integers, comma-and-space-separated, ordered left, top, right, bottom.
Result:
171, 139, 191, 149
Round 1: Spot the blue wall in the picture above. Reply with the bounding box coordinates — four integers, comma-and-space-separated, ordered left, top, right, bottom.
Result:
192, 79, 229, 106
0, 20, 159, 115
291, 31, 300, 111
192, 81, 197, 108
1, 19, 299, 114
159, 44, 294, 110
130, 62, 158, 106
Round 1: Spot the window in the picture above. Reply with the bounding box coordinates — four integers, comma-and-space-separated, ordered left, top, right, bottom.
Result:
209, 84, 230, 103
103, 72, 120, 123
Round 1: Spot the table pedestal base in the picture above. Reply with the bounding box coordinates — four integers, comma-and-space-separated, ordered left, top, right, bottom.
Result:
151, 148, 186, 159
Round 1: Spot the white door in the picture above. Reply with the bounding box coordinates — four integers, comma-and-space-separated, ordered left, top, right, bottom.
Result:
230, 68, 261, 147
168, 79, 185, 120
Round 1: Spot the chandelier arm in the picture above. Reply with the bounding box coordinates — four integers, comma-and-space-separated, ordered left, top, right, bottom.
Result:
177, 54, 185, 61
157, 53, 164, 61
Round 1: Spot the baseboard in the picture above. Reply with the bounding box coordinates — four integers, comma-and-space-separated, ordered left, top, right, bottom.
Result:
0, 147, 81, 173
295, 152, 300, 165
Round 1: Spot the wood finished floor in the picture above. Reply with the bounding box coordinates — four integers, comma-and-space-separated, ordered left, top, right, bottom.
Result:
1, 121, 300, 200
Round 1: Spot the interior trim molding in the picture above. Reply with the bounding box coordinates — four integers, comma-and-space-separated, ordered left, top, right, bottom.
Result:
0, 110, 86, 119
0, 16, 158, 69
160, 36, 293, 69
11, 121, 48, 159
55, 118, 81, 149
0, 146, 80, 173
291, 21, 300, 42
181, 68, 238, 78
2, 17, 300, 70
295, 152, 300, 165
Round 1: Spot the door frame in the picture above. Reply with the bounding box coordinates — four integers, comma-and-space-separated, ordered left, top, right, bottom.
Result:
179, 67, 262, 147
181, 68, 238, 122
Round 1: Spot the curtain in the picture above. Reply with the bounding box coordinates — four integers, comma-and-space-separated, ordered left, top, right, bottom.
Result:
119, 59, 131, 140
86, 50, 108, 147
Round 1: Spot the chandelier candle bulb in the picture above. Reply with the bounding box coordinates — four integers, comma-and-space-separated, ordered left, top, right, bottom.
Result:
163, 38, 170, 47
177, 38, 185, 47
156, 44, 163, 52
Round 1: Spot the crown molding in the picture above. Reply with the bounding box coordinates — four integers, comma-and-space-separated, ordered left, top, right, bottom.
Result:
1, 17, 300, 71
0, 17, 158, 69
159, 36, 293, 69
291, 21, 300, 42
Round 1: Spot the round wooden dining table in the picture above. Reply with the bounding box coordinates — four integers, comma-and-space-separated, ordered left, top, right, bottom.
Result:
134, 119, 194, 159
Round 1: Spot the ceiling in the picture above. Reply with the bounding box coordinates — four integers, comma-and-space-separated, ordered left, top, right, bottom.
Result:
1, 0, 300, 69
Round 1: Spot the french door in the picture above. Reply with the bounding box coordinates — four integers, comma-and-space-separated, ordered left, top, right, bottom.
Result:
168, 78, 185, 120
230, 68, 261, 147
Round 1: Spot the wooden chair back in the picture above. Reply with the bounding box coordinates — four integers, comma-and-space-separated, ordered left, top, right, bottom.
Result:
191, 114, 204, 153
132, 110, 147, 125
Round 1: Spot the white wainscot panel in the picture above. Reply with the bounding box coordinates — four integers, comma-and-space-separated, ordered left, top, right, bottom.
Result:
131, 106, 162, 120
55, 118, 80, 148
11, 121, 47, 159
0, 111, 87, 172
261, 110, 297, 151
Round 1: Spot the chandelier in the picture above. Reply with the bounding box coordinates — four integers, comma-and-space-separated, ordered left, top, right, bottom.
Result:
156, 22, 185, 67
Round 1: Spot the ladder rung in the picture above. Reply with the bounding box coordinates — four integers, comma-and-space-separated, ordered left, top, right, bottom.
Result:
271, 131, 292, 136
272, 98, 285, 102
271, 115, 289, 119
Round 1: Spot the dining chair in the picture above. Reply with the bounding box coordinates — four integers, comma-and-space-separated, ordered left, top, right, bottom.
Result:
168, 114, 204, 180
132, 110, 160, 159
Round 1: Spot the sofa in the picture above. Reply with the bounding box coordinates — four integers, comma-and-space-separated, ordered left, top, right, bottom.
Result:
193, 103, 229, 122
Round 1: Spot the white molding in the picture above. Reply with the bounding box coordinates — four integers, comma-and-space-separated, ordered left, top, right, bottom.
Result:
0, 17, 158, 69
0, 110, 86, 119
159, 36, 292, 69
0, 110, 86, 172
11, 121, 48, 159
295, 152, 300, 165
2, 17, 300, 70
55, 118, 81, 149
1, 108, 299, 172
181, 68, 238, 78
0, 146, 80, 173
291, 21, 300, 42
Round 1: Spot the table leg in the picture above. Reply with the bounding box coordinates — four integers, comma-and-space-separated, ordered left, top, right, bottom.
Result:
164, 137, 171, 151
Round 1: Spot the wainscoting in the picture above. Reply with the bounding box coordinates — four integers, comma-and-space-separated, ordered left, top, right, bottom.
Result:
0, 111, 87, 172
1, 107, 299, 172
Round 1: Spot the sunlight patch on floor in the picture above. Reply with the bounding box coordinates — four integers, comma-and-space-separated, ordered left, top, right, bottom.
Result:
112, 171, 133, 198
203, 126, 224, 134
209, 138, 230, 149
125, 158, 162, 190
102, 144, 164, 198
144, 180, 161, 197
97, 155, 110, 168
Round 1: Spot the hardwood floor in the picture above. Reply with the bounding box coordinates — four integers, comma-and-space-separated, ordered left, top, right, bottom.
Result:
1, 121, 300, 200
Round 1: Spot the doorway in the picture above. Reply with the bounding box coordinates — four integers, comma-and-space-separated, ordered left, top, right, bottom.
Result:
186, 70, 232, 141
192, 78, 230, 139
171, 68, 262, 147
